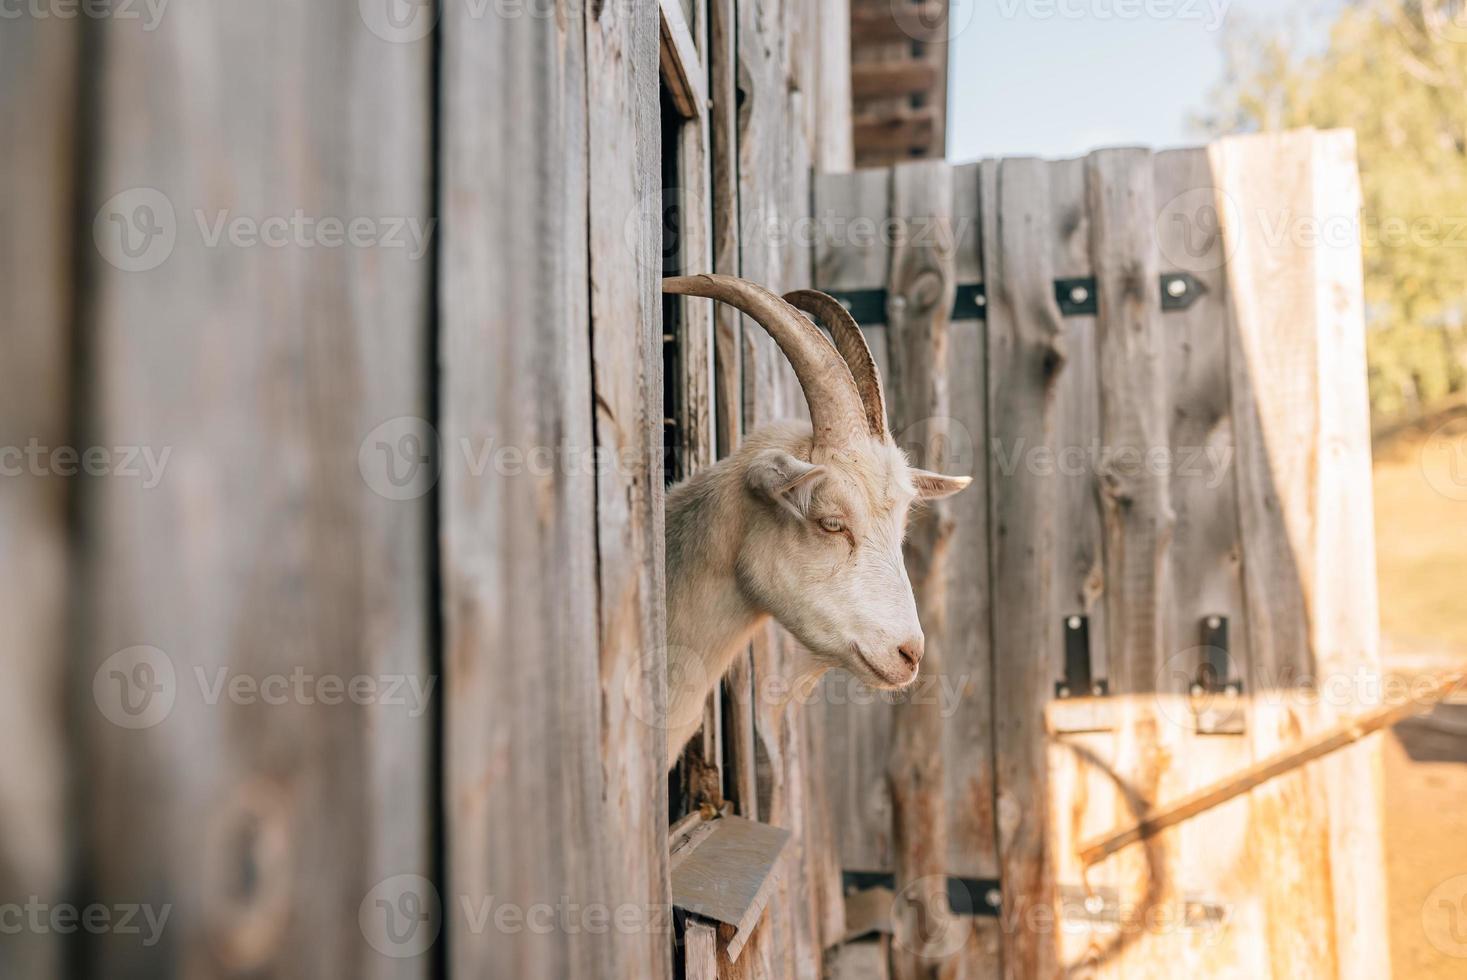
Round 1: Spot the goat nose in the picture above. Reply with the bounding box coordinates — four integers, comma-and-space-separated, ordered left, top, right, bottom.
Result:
897, 637, 924, 669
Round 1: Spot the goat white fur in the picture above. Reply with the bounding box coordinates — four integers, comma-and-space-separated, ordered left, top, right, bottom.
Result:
662, 276, 970, 766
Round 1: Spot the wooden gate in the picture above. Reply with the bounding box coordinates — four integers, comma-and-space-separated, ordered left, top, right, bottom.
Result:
811, 130, 1389, 979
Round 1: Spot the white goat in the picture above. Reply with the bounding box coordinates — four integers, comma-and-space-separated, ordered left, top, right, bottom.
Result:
663, 275, 970, 766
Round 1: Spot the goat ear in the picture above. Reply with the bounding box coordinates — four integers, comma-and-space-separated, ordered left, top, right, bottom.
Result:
911, 469, 972, 501
747, 450, 827, 519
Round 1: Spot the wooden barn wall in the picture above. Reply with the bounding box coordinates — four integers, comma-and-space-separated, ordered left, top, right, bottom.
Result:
5, 2, 852, 980
71, 2, 436, 977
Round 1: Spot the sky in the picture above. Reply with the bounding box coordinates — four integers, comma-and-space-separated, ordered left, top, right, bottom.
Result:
946, 0, 1346, 162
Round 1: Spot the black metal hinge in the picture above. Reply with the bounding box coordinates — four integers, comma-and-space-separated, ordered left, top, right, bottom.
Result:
822, 271, 1206, 325
841, 870, 1003, 919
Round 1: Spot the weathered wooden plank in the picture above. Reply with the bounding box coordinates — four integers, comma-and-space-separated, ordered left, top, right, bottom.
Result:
1211, 128, 1389, 980
983, 157, 1065, 980
82, 3, 433, 976
853, 111, 937, 156
1306, 131, 1390, 980
851, 61, 941, 102
1040, 155, 1121, 977
671, 815, 792, 957
815, 0, 855, 173
585, 0, 672, 977
1084, 147, 1175, 979
667, 0, 724, 815
0, 15, 76, 980
885, 159, 960, 980
1210, 130, 1342, 978
660, 0, 707, 120
942, 161, 1004, 980
688, 919, 720, 980
442, 2, 614, 978
1149, 146, 1265, 976
707, 0, 759, 829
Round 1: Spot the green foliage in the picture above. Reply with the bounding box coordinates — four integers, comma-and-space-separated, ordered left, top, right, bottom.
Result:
1201, 1, 1467, 419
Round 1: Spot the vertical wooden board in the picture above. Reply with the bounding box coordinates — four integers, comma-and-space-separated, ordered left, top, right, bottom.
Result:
442, 3, 637, 978
814, 0, 855, 173
885, 159, 960, 980
1306, 130, 1389, 980
688, 919, 720, 980
82, 3, 432, 977
1151, 147, 1266, 977
0, 15, 75, 980
1040, 156, 1120, 975
941, 161, 1001, 980
669, 0, 724, 814
585, 2, 672, 979
708, 0, 759, 824
1210, 130, 1344, 977
812, 167, 896, 875
983, 157, 1066, 980
1084, 147, 1178, 979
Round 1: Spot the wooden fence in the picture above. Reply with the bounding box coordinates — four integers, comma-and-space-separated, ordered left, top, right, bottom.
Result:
811, 130, 1389, 979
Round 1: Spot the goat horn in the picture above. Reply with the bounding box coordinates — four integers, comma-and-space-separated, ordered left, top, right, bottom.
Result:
663, 274, 868, 448
783, 289, 889, 442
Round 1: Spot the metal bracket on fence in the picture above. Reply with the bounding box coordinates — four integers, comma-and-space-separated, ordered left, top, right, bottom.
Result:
1056, 615, 1107, 700
840, 871, 1002, 920
1194, 615, 1243, 698
822, 272, 1206, 326
1055, 278, 1098, 316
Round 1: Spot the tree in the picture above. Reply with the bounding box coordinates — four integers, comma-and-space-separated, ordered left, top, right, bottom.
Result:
1201, 0, 1467, 419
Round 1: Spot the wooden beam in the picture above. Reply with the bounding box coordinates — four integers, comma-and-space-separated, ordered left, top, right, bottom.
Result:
660, 0, 707, 120
1078, 670, 1467, 866
851, 60, 940, 101
853, 109, 936, 154
851, 3, 943, 44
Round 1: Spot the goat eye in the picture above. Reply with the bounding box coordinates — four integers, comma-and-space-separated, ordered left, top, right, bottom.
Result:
818, 517, 845, 534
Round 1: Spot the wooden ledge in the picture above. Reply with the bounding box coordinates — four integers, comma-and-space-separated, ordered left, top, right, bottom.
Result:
670, 814, 791, 961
